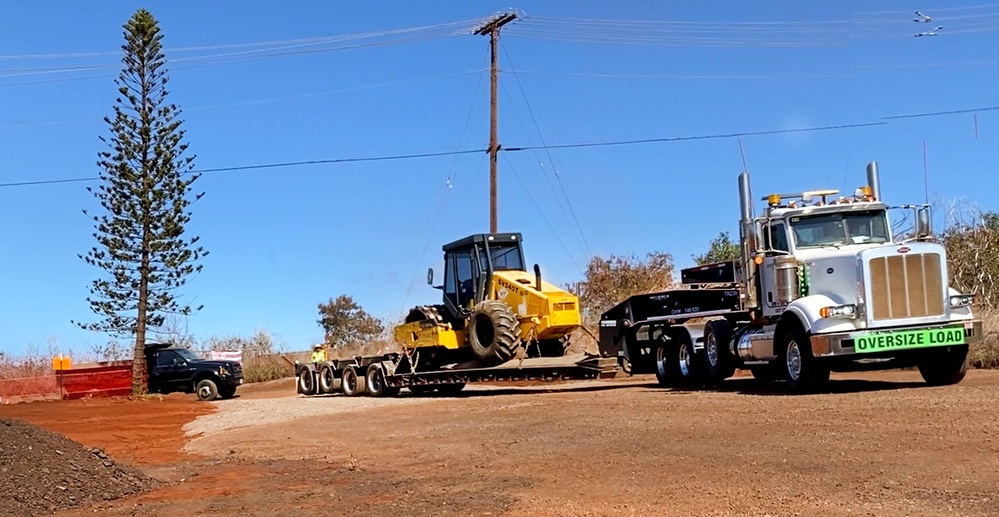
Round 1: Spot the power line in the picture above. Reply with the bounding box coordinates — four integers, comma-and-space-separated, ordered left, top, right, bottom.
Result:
880, 105, 999, 120
0, 148, 486, 188
503, 122, 888, 152
500, 45, 592, 259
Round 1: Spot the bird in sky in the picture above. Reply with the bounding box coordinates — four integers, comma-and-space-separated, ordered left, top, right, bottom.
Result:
913, 11, 932, 22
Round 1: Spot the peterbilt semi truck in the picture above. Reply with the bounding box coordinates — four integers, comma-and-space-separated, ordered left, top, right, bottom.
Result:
598, 161, 984, 393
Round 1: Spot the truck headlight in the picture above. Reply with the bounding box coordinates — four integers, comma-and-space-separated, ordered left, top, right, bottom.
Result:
819, 304, 856, 319
950, 294, 975, 308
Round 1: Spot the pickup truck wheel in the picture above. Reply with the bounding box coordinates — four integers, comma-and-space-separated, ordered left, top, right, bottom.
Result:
918, 344, 969, 386
779, 322, 830, 393
341, 366, 366, 396
195, 378, 219, 401
702, 320, 736, 386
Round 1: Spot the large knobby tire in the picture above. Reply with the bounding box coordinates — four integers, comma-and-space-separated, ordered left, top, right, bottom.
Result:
702, 320, 736, 386
341, 366, 367, 396
298, 366, 316, 395
779, 320, 830, 393
655, 331, 703, 389
195, 378, 219, 401
467, 300, 521, 366
918, 344, 969, 386
319, 363, 339, 394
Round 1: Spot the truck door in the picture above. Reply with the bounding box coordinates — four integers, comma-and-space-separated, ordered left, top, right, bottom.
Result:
151, 350, 191, 392
761, 222, 792, 317
444, 248, 479, 314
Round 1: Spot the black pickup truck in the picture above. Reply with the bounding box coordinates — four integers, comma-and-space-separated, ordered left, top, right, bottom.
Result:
145, 343, 243, 401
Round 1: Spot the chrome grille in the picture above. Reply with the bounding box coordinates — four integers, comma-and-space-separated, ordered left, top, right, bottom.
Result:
869, 253, 944, 320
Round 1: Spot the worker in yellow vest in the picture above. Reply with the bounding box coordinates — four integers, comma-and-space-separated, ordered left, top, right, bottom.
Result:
310, 343, 327, 364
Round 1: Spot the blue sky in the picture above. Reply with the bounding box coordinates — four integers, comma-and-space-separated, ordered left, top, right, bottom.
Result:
1, 1, 997, 356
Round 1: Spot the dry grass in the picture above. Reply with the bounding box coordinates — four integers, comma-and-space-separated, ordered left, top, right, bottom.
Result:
970, 308, 999, 369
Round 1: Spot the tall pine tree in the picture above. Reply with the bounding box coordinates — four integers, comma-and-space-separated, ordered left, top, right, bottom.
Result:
76, 9, 206, 396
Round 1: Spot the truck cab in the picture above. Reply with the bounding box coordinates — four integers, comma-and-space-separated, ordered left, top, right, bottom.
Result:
145, 343, 243, 401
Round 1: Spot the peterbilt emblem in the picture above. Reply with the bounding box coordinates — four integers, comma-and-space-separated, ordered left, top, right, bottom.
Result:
826, 267, 834, 274
897, 246, 911, 254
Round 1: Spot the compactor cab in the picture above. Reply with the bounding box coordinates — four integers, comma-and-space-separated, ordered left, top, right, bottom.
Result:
395, 232, 582, 368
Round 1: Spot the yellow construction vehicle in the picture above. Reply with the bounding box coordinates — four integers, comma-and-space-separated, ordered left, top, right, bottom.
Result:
394, 232, 582, 368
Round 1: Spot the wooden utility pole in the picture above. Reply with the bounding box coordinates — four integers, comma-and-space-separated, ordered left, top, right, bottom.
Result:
474, 11, 517, 234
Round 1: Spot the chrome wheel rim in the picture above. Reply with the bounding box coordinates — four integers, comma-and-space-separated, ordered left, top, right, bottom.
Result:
198, 385, 212, 399
678, 343, 691, 377
656, 345, 667, 377
787, 341, 802, 381
706, 334, 719, 367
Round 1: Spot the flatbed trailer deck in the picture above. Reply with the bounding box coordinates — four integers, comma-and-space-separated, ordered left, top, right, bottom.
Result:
296, 353, 619, 397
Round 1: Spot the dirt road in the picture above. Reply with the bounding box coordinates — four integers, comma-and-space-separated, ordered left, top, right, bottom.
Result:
4, 370, 999, 516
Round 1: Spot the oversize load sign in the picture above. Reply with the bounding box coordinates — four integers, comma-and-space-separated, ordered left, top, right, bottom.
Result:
852, 327, 966, 353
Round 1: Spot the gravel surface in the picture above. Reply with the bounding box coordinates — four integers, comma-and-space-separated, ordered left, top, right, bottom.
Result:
176, 370, 999, 517
0, 419, 156, 517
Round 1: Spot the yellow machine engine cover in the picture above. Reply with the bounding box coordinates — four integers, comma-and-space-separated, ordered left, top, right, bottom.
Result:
491, 270, 581, 340
393, 319, 463, 350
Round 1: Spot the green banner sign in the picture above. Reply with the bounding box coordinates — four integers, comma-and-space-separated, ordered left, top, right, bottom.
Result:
852, 327, 966, 353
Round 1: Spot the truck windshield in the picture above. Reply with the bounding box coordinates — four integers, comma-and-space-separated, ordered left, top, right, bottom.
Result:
790, 210, 890, 248
174, 349, 204, 362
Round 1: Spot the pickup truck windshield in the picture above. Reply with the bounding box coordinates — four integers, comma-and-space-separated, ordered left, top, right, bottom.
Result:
790, 210, 890, 248
173, 349, 204, 362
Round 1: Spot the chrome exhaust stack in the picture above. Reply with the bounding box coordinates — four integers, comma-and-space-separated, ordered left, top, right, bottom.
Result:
866, 161, 881, 201
738, 171, 758, 307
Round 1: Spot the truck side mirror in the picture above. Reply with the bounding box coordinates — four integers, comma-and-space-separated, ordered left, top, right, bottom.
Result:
915, 206, 933, 239
427, 267, 434, 285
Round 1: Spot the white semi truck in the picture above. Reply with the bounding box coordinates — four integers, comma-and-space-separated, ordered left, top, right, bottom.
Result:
598, 161, 984, 393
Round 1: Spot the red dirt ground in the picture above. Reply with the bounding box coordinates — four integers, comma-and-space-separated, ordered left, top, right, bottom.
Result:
3, 371, 999, 516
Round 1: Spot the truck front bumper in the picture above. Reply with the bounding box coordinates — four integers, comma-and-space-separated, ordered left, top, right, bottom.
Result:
810, 319, 983, 358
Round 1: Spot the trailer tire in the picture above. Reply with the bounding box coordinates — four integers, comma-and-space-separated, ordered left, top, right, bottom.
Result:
341, 365, 366, 396
365, 364, 400, 397
298, 366, 316, 395
917, 344, 969, 386
778, 320, 830, 393
319, 363, 339, 394
467, 300, 521, 366
702, 319, 736, 386
656, 332, 702, 389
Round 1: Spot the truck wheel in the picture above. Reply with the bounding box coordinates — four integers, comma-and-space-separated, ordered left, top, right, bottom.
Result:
298, 366, 316, 395
436, 382, 466, 395
656, 332, 702, 389
319, 363, 339, 394
467, 300, 521, 366
779, 322, 830, 393
917, 345, 969, 386
702, 320, 736, 386
341, 365, 366, 396
365, 364, 400, 397
195, 378, 219, 401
